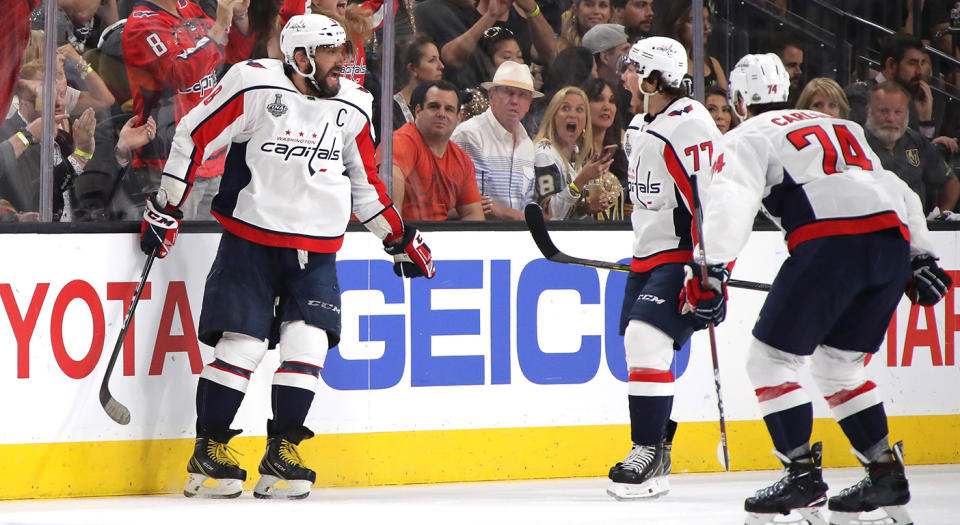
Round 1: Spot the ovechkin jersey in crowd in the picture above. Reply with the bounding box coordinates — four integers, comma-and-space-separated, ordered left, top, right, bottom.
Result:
159, 59, 401, 252
123, 0, 254, 171
624, 97, 722, 272
699, 109, 938, 265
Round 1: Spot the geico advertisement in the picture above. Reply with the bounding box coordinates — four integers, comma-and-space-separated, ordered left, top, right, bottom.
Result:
0, 230, 957, 444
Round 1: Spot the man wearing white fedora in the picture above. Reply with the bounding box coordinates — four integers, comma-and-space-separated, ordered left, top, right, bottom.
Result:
452, 60, 543, 220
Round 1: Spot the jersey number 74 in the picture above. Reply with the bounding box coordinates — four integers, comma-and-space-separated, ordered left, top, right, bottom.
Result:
786, 123, 874, 174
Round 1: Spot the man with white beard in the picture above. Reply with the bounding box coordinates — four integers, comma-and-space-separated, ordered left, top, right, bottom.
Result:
864, 80, 959, 215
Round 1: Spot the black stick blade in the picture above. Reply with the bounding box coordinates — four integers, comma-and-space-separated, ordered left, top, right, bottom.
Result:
100, 385, 131, 425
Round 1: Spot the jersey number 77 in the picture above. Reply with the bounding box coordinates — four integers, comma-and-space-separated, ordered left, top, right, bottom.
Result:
786, 123, 874, 175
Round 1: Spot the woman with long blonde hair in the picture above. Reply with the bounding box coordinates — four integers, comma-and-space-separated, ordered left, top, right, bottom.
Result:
532, 86, 616, 220
795, 77, 850, 119
557, 0, 612, 51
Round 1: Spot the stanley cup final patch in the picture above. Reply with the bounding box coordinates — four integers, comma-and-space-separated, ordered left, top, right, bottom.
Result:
905, 148, 920, 167
267, 94, 288, 117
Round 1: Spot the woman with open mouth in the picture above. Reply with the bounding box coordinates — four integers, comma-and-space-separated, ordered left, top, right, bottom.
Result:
530, 86, 616, 220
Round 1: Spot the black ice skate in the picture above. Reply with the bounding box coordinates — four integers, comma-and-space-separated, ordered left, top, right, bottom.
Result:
183, 429, 246, 498
827, 441, 912, 525
606, 443, 670, 500
661, 419, 677, 477
253, 424, 317, 500
744, 442, 828, 525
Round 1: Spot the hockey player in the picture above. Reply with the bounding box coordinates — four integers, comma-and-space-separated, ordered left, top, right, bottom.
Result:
607, 36, 721, 500
683, 53, 951, 525
139, 13, 436, 500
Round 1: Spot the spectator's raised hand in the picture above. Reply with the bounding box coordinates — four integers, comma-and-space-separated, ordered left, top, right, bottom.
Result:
513, 0, 537, 16
58, 43, 82, 61
215, 0, 245, 27
932, 135, 959, 154
115, 116, 156, 166
488, 0, 511, 20
914, 80, 934, 122
233, 0, 250, 16
24, 113, 70, 140
72, 108, 97, 154
573, 145, 617, 190
122, 115, 156, 150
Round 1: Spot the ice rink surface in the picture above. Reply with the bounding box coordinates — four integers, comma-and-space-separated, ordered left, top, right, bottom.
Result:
1, 465, 956, 525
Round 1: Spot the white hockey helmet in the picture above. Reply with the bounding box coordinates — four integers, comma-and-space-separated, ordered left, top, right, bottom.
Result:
626, 36, 688, 90
727, 53, 790, 121
280, 14, 347, 78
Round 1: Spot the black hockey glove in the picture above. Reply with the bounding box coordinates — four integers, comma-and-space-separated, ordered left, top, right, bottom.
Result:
680, 262, 729, 326
905, 255, 952, 306
140, 191, 183, 259
384, 227, 436, 279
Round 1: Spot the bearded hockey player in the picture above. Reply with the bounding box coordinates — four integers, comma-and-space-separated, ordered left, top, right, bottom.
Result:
607, 36, 722, 501
139, 13, 435, 500
683, 53, 950, 525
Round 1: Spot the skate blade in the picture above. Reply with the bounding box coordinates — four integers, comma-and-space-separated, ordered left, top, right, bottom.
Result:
606, 477, 670, 501
183, 473, 242, 499
828, 506, 913, 525
253, 474, 312, 500
745, 507, 827, 525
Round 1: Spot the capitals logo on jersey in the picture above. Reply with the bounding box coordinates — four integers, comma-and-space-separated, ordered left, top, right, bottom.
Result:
627, 170, 661, 209
260, 121, 342, 176
179, 72, 218, 96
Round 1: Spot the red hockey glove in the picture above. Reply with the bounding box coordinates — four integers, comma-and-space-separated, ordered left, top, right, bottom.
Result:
679, 262, 729, 326
384, 227, 435, 279
905, 255, 952, 306
140, 192, 183, 259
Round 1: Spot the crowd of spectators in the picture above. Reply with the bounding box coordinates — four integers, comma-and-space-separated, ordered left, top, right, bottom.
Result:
2, 0, 959, 224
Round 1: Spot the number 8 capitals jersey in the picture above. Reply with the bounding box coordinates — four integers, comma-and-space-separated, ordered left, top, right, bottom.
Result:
624, 98, 721, 272
699, 109, 937, 265
161, 59, 395, 253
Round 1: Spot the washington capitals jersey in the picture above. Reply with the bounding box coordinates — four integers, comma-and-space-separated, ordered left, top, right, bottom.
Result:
160, 59, 399, 253
123, 0, 254, 170
624, 98, 722, 272
699, 109, 938, 265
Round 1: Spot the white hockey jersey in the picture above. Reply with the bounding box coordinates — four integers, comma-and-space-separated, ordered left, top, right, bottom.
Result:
699, 109, 938, 265
160, 59, 401, 252
624, 98, 722, 272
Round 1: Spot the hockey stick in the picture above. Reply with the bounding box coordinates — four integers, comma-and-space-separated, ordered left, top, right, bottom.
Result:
523, 204, 771, 292
688, 175, 730, 472
99, 246, 158, 425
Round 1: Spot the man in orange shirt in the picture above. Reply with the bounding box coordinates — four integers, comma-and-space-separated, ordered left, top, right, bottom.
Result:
386, 80, 484, 220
